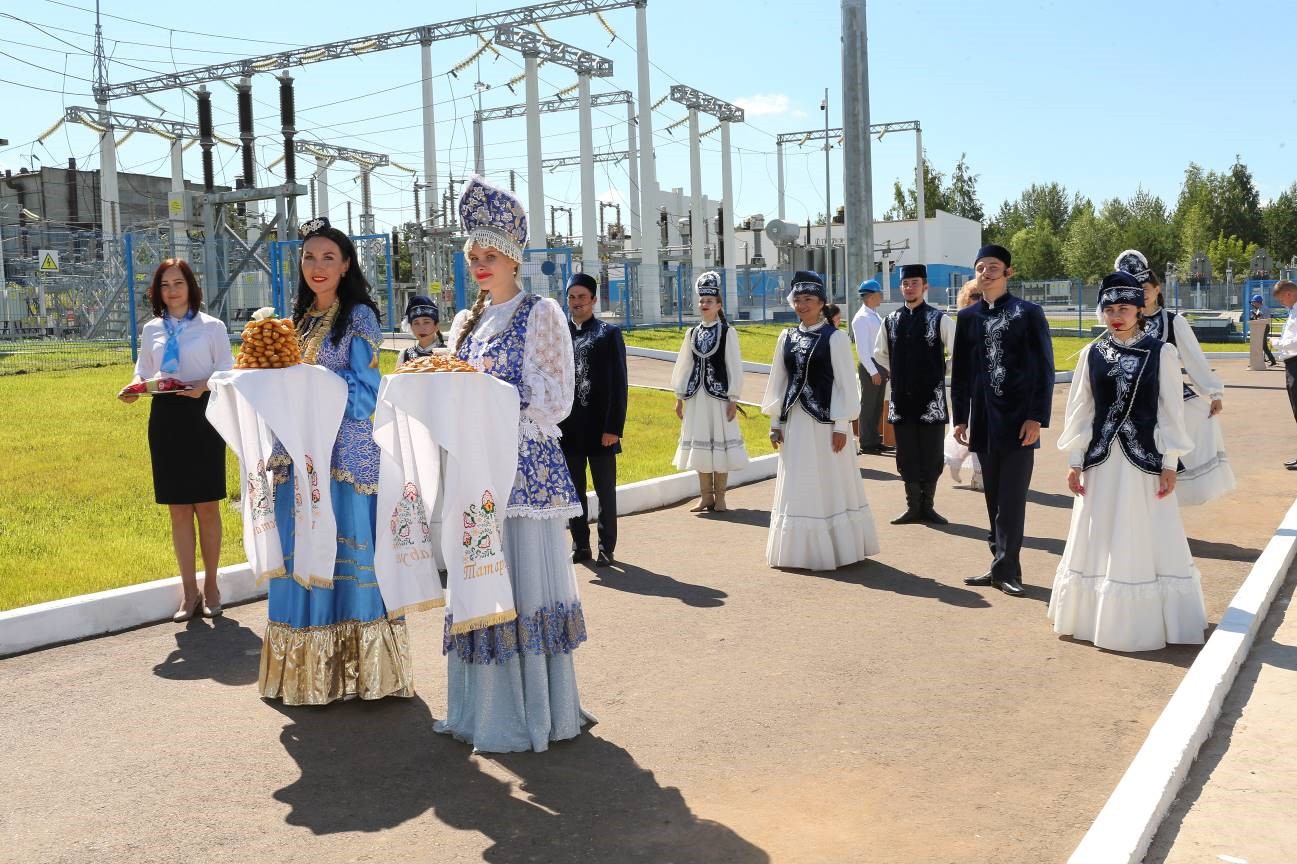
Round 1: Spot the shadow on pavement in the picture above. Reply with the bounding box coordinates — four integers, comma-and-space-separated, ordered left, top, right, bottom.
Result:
269, 697, 769, 863
698, 507, 769, 528
584, 560, 728, 608
859, 467, 899, 482
780, 559, 992, 609
1056, 635, 1201, 668
931, 520, 1067, 557
1187, 538, 1265, 563
1027, 489, 1074, 509
152, 613, 262, 686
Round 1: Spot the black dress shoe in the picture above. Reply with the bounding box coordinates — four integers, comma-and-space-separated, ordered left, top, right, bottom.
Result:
964, 572, 994, 586
572, 548, 592, 563
1286, 458, 1297, 469
595, 550, 613, 567
997, 576, 1026, 597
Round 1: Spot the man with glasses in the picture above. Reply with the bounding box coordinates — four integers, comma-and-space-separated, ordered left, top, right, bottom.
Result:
950, 245, 1055, 596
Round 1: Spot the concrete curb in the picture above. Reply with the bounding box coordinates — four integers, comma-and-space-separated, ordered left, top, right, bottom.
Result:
1068, 497, 1297, 864
0, 455, 779, 658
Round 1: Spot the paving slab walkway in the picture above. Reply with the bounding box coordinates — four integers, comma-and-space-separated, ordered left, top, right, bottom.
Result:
2, 359, 1294, 864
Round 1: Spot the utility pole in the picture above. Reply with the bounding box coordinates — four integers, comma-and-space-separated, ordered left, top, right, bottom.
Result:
821, 88, 833, 302
841, 0, 874, 319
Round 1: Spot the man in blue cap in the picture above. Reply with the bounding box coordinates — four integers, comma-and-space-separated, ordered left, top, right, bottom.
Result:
1249, 293, 1278, 367
560, 272, 628, 566
851, 278, 890, 454
950, 244, 1054, 597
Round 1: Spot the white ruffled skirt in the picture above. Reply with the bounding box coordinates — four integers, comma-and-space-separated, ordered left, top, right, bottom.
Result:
672, 393, 750, 473
1048, 454, 1207, 652
1175, 395, 1236, 506
766, 405, 880, 570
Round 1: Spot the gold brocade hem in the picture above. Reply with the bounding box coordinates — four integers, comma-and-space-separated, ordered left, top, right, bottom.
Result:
255, 566, 287, 585
258, 617, 416, 706
267, 571, 336, 590
447, 608, 518, 635
330, 467, 378, 495
386, 597, 446, 620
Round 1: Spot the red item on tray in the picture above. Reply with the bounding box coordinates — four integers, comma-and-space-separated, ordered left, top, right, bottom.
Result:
122, 377, 189, 395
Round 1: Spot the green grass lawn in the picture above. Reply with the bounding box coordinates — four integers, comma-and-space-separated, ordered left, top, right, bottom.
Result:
0, 362, 771, 611
624, 323, 1244, 371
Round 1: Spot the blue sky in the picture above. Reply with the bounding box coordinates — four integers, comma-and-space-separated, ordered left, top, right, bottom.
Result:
1, 0, 1294, 232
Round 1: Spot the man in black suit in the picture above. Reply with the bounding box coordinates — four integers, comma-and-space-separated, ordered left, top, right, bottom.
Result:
951, 244, 1055, 597
559, 273, 628, 566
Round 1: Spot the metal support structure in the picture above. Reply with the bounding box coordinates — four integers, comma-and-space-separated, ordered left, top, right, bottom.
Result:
914, 124, 925, 272
316, 157, 331, 219
687, 108, 705, 271
822, 88, 832, 302
720, 120, 737, 311
491, 27, 613, 253
776, 140, 785, 221
198, 182, 306, 319
670, 83, 744, 306
634, 0, 660, 323
99, 1, 639, 100
626, 99, 640, 247
96, 100, 119, 237
577, 72, 599, 272
472, 113, 485, 175
541, 150, 629, 170
420, 39, 438, 238
359, 168, 375, 234
524, 51, 545, 249
168, 137, 185, 249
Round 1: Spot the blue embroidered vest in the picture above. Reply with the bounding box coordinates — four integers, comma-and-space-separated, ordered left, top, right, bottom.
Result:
779, 321, 836, 424
457, 293, 581, 517
1083, 333, 1178, 476
884, 303, 947, 425
683, 322, 730, 401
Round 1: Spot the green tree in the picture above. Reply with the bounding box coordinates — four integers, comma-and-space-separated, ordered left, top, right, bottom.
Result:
1177, 203, 1212, 276
1062, 201, 1118, 284
1205, 232, 1258, 284
985, 182, 1070, 247
1262, 182, 1297, 266
1009, 217, 1064, 280
947, 153, 983, 221
1218, 157, 1263, 245
883, 154, 949, 220
1114, 189, 1177, 279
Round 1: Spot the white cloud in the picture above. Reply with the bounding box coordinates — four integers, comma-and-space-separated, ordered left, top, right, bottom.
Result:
734, 93, 791, 117
598, 187, 625, 205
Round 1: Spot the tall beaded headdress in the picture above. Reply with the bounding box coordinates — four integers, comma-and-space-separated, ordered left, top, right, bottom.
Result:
1114, 249, 1153, 286
458, 174, 528, 264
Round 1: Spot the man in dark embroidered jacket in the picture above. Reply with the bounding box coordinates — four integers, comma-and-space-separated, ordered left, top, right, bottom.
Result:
951, 244, 1055, 596
875, 263, 956, 525
559, 273, 628, 566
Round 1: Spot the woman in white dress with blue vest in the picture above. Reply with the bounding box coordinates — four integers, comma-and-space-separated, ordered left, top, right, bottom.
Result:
1117, 249, 1235, 506
671, 270, 749, 512
762, 271, 880, 570
1049, 272, 1207, 652
439, 174, 591, 752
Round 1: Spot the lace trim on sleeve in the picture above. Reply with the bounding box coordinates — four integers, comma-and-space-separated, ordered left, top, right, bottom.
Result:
519, 297, 575, 434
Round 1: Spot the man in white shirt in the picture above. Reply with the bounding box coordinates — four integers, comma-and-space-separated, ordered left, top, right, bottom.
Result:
1272, 279, 1297, 469
851, 279, 890, 455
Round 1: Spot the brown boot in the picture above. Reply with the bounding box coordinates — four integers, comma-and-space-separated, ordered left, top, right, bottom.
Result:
712, 472, 729, 512
689, 472, 715, 512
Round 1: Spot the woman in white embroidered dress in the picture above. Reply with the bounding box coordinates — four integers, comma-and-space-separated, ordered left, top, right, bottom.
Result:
1117, 249, 1234, 505
436, 175, 591, 753
943, 278, 983, 490
762, 270, 880, 570
671, 270, 748, 512
1049, 273, 1207, 652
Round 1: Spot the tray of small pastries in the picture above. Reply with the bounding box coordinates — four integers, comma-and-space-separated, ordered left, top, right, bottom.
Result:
394, 353, 478, 374
235, 315, 302, 369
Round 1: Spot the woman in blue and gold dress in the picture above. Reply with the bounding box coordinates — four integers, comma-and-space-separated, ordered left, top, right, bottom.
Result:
260, 218, 415, 704
438, 174, 591, 752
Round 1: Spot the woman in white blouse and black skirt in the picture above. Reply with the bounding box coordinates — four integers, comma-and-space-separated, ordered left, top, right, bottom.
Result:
118, 259, 233, 621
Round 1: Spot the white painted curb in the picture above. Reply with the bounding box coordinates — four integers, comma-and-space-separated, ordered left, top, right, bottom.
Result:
0, 455, 780, 658
1068, 497, 1297, 864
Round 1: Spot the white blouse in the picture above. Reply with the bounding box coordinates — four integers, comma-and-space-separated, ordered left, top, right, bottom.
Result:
669, 320, 744, 399
448, 291, 575, 437
1165, 313, 1224, 400
1058, 338, 1194, 470
761, 324, 860, 434
133, 311, 234, 383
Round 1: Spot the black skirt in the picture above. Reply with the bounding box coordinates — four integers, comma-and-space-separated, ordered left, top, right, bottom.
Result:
148, 391, 227, 505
